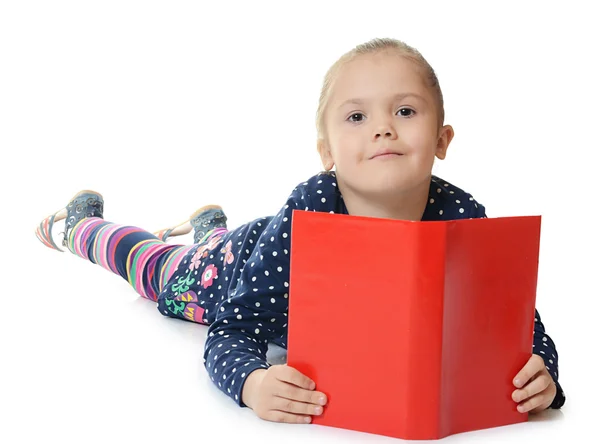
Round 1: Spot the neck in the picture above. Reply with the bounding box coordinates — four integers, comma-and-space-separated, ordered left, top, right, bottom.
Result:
340, 176, 431, 221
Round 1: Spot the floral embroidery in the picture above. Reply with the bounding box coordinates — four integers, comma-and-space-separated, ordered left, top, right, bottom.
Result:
201, 264, 218, 289
189, 246, 209, 271
207, 235, 223, 251
220, 240, 234, 266
175, 290, 198, 302
171, 269, 195, 294
184, 303, 205, 323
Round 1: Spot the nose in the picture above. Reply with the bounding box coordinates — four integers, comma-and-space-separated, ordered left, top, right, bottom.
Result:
373, 120, 398, 140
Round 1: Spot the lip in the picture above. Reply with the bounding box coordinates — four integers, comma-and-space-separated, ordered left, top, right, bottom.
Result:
370, 149, 404, 160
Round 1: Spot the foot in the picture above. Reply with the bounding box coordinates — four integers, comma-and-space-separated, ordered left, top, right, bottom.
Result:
36, 190, 104, 252
154, 205, 227, 243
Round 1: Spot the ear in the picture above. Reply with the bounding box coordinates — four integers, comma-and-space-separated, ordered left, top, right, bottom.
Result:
435, 125, 454, 160
317, 139, 335, 171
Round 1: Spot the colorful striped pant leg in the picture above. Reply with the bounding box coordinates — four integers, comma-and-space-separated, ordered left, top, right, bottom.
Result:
67, 217, 194, 302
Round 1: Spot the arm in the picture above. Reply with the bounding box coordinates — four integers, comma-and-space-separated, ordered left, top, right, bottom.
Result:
532, 309, 566, 409
203, 174, 337, 419
203, 192, 298, 406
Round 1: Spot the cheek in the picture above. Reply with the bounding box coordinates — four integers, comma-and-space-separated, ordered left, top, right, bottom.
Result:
401, 127, 438, 157
329, 132, 363, 165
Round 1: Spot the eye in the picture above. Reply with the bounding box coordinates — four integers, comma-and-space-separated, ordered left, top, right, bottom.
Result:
397, 108, 415, 117
347, 113, 365, 122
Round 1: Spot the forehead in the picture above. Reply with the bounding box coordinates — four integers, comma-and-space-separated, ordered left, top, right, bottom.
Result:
330, 51, 431, 103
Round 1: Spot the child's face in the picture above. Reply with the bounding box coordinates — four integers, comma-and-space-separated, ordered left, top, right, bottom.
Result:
319, 51, 452, 199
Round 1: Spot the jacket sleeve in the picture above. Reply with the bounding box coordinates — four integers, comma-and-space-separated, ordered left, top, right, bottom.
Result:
203, 184, 312, 407
533, 309, 566, 408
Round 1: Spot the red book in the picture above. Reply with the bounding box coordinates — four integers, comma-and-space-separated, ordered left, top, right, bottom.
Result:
287, 210, 540, 440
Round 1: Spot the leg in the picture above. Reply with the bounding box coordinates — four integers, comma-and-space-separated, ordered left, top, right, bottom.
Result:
156, 227, 229, 324
36, 190, 195, 301
67, 217, 196, 301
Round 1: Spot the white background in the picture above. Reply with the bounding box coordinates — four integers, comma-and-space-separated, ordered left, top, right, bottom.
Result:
1, 1, 598, 442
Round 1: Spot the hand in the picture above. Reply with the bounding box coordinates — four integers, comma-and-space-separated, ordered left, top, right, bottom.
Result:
512, 354, 557, 413
241, 365, 328, 424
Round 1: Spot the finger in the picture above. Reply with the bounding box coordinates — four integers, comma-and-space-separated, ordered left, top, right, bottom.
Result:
271, 396, 324, 416
512, 372, 551, 403
272, 380, 328, 406
263, 410, 312, 424
274, 366, 316, 390
517, 388, 553, 413
513, 355, 544, 388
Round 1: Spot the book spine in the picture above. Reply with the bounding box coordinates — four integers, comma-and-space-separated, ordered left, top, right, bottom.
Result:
400, 223, 446, 440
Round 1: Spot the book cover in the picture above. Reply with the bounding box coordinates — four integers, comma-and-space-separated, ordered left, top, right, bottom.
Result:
287, 210, 540, 440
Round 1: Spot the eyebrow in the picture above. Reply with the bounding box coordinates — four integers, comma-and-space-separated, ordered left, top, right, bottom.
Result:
337, 93, 427, 109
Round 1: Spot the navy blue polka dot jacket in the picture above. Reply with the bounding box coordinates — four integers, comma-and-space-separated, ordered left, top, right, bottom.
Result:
202, 171, 565, 409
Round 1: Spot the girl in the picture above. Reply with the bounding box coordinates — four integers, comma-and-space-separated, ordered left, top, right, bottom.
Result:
36, 37, 565, 425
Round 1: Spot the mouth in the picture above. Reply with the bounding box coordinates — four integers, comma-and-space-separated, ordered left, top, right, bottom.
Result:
370, 151, 404, 160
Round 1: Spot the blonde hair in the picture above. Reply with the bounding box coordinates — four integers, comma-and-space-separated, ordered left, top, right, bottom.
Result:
316, 38, 445, 140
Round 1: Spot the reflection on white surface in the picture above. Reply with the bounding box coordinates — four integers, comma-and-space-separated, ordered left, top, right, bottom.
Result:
2, 250, 575, 444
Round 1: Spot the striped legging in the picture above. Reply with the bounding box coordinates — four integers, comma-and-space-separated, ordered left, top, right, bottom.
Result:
66, 217, 222, 321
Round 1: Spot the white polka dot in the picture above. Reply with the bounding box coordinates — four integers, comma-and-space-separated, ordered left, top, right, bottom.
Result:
252, 276, 257, 282
271, 298, 276, 303
272, 251, 278, 256
220, 307, 225, 312
253, 288, 258, 292
455, 199, 461, 204
270, 236, 275, 242
543, 336, 547, 342
265, 270, 269, 276
277, 266, 283, 272
439, 210, 444, 215
284, 282, 289, 287
318, 180, 322, 184
255, 329, 260, 334
283, 217, 288, 222
321, 198, 326, 203
429, 198, 434, 204
437, 188, 441, 193
255, 302, 260, 307
317, 190, 322, 194
459, 208, 464, 213
269, 286, 274, 290
237, 314, 242, 320
282, 233, 288, 238
271, 318, 276, 322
